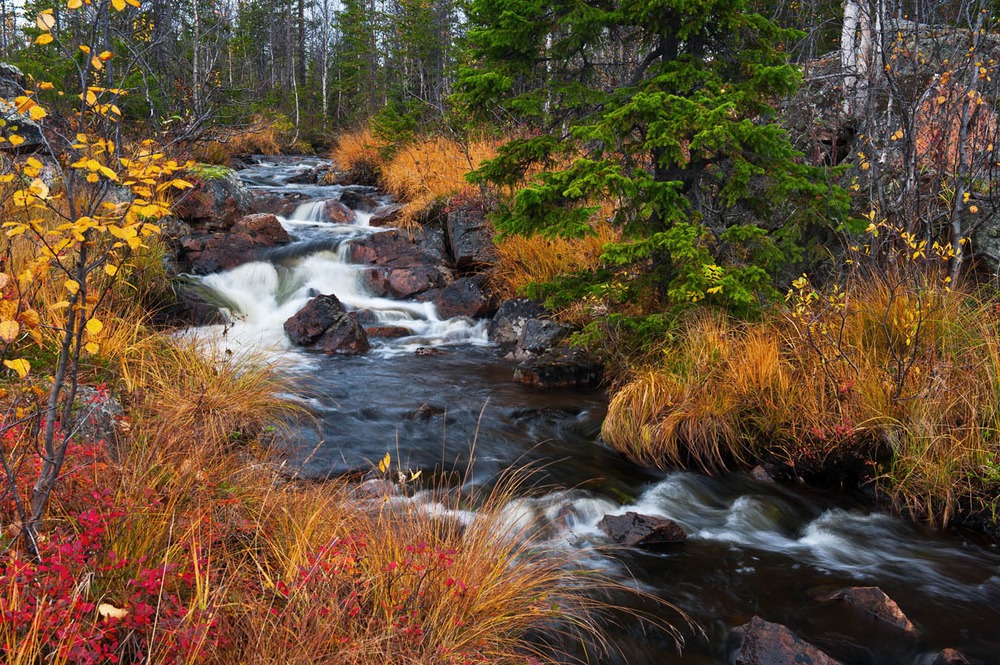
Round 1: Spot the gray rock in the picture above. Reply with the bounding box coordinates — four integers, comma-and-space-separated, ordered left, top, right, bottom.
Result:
598, 512, 686, 549
446, 203, 495, 270
732, 616, 843, 665
513, 347, 601, 389
517, 318, 571, 355
72, 385, 124, 448
488, 299, 547, 348
339, 189, 379, 213
431, 276, 493, 319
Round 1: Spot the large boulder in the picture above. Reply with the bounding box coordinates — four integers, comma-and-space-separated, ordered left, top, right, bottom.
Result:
339, 189, 380, 213
516, 318, 571, 355
513, 347, 601, 389
820, 587, 916, 633
732, 616, 843, 665
284, 294, 370, 355
431, 276, 494, 319
488, 299, 547, 348
173, 169, 255, 232
445, 203, 496, 271
0, 64, 45, 152
178, 213, 290, 274
348, 228, 452, 298
598, 512, 686, 549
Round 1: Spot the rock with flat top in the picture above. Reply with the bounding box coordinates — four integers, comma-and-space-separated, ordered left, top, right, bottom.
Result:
598, 512, 686, 549
732, 616, 844, 665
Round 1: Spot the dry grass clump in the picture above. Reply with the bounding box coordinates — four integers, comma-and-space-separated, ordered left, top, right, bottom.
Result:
189, 116, 285, 165
603, 275, 1000, 524
382, 136, 499, 226
490, 222, 620, 302
330, 127, 388, 186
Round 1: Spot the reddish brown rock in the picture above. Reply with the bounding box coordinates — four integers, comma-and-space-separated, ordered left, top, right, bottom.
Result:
364, 325, 412, 338
284, 294, 370, 355
733, 616, 843, 665
932, 648, 971, 665
821, 586, 916, 633
432, 276, 493, 319
178, 213, 290, 274
322, 199, 356, 224
598, 512, 687, 549
174, 171, 254, 232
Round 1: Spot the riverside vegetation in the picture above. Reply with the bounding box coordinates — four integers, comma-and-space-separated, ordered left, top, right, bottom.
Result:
2, 0, 1000, 662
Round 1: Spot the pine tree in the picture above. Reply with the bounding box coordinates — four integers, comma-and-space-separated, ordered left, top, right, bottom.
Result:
456, 0, 848, 313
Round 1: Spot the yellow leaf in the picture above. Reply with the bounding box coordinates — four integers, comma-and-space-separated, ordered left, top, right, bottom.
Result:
91, 56, 103, 70
85, 318, 103, 335
97, 603, 128, 619
28, 178, 48, 198
85, 341, 99, 354
99, 50, 113, 61
8, 135, 24, 147
34, 33, 54, 45
85, 90, 97, 105
706, 286, 723, 295
378, 452, 390, 474
104, 263, 118, 277
79, 44, 91, 54
937, 95, 947, 104
68, 0, 82, 7
27, 105, 46, 121
4, 358, 30, 378
64, 279, 80, 295
35, 12, 56, 31
969, 205, 979, 214
0, 320, 19, 343
19, 309, 40, 328
111, 0, 125, 10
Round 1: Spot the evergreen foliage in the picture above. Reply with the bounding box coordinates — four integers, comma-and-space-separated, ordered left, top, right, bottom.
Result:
456, 0, 849, 314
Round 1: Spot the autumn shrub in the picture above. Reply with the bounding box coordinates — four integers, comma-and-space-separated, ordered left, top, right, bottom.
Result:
330, 127, 388, 186
189, 115, 286, 165
602, 270, 1000, 525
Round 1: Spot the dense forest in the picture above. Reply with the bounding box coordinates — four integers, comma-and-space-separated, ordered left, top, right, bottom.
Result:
1, 0, 1000, 662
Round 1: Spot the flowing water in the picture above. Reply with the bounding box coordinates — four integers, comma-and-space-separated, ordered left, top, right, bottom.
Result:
186, 156, 1000, 665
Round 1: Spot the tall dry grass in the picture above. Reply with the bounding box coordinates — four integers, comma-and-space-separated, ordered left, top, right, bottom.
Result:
189, 116, 285, 165
603, 276, 1000, 524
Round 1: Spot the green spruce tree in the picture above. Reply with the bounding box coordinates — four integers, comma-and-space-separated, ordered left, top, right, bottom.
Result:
456, 0, 848, 316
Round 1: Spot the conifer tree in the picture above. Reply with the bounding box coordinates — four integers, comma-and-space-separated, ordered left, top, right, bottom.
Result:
456, 0, 848, 312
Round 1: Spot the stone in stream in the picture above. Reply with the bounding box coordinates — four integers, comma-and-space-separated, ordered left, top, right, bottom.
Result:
931, 648, 972, 665
430, 276, 494, 319
732, 616, 844, 665
284, 294, 370, 355
364, 325, 411, 338
598, 511, 686, 549
513, 347, 601, 389
177, 213, 291, 274
819, 586, 917, 633
173, 169, 255, 232
516, 318, 572, 356
369, 203, 404, 227
250, 189, 311, 216
488, 299, 547, 348
339, 189, 380, 213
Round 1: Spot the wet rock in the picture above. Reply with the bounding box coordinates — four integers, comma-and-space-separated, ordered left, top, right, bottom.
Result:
285, 166, 319, 184
732, 616, 843, 665
488, 299, 547, 348
251, 189, 311, 216
321, 199, 356, 224
407, 403, 446, 421
174, 170, 255, 232
364, 325, 412, 338
178, 213, 291, 274
432, 276, 493, 319
339, 189, 379, 212
446, 203, 496, 271
370, 203, 404, 227
598, 512, 686, 549
415, 347, 442, 356
931, 648, 971, 665
821, 586, 917, 633
348, 228, 446, 268
164, 283, 226, 325
513, 347, 601, 389
751, 465, 775, 483
158, 215, 193, 242
363, 265, 451, 299
517, 318, 571, 355
284, 294, 370, 355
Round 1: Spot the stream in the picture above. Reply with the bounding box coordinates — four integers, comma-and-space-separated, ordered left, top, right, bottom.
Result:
185, 155, 1000, 665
